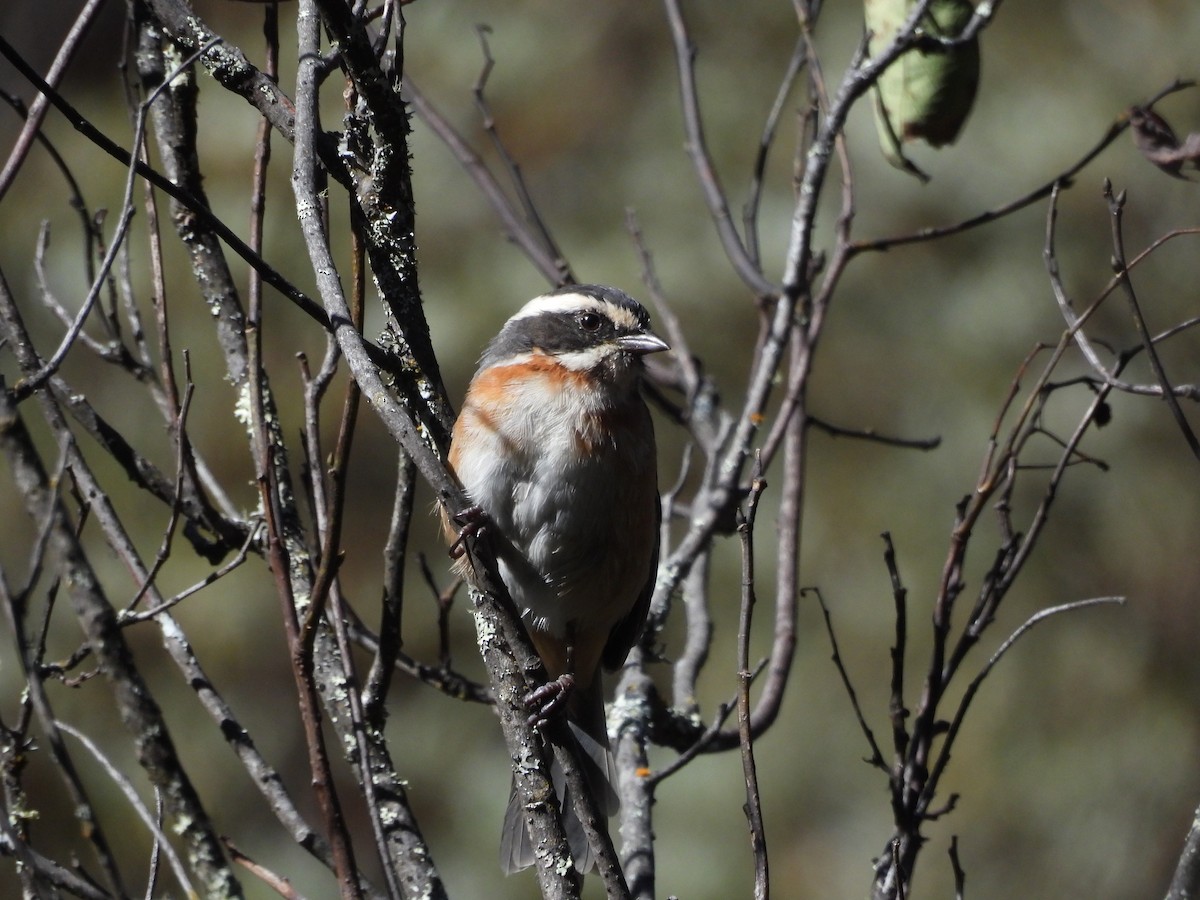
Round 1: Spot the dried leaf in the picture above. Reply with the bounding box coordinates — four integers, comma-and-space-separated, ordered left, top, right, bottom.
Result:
1130, 105, 1200, 180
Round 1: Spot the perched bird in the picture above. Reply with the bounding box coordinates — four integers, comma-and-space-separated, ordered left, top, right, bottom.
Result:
444, 284, 667, 873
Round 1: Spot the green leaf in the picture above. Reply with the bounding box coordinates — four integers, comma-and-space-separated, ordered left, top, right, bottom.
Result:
866, 0, 981, 180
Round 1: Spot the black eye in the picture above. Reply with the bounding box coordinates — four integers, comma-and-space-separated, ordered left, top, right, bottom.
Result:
578, 312, 602, 332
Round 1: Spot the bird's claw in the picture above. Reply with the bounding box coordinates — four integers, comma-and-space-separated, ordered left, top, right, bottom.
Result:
524, 673, 575, 730
448, 505, 489, 559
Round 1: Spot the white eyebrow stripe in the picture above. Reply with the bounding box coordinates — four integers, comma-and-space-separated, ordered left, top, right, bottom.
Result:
508, 292, 646, 333
508, 293, 608, 322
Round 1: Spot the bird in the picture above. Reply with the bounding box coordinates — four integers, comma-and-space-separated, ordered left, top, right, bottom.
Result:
443, 284, 667, 874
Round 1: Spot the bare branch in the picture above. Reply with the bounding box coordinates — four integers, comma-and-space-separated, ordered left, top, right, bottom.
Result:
54, 720, 194, 896
0, 293, 242, 898
471, 26, 574, 285
808, 585, 888, 772
1166, 805, 1200, 900
949, 836, 966, 900
0, 535, 127, 898
0, 0, 108, 202
226, 841, 311, 900
662, 0, 775, 298
808, 416, 942, 451
0, 29, 348, 347
852, 79, 1196, 255
1103, 180, 1200, 460
407, 80, 570, 285
736, 466, 770, 900
744, 36, 808, 267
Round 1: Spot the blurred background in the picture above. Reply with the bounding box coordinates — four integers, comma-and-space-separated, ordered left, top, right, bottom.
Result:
1, 1, 1199, 898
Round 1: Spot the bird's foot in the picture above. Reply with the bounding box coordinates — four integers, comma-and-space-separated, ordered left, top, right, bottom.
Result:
524, 672, 576, 730
448, 505, 489, 559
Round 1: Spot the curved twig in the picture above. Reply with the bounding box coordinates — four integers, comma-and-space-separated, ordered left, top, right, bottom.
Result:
662, 0, 775, 298
852, 78, 1196, 256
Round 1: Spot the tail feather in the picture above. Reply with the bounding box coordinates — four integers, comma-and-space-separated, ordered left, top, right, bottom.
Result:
500, 716, 617, 874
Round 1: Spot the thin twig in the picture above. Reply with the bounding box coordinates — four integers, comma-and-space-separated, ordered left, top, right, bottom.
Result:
471, 25, 573, 284
1103, 180, 1200, 461
949, 836, 966, 900
0, 0, 108, 201
362, 453, 418, 719
808, 587, 887, 772
932, 596, 1126, 797
626, 209, 704, 401
736, 463, 770, 900
744, 35, 808, 266
406, 79, 569, 284
882, 534, 909, 769
851, 79, 1196, 255
646, 697, 738, 786
275, 10, 363, 897
0, 32, 342, 346
226, 840, 310, 900
55, 721, 194, 897
1044, 188, 1200, 403
127, 372, 195, 610
662, 0, 774, 298
33, 225, 114, 358
808, 416, 941, 451
118, 523, 258, 625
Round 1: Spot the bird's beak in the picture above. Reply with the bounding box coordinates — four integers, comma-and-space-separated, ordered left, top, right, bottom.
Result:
617, 333, 670, 355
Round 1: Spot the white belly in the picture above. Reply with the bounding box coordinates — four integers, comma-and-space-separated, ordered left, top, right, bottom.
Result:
452, 374, 653, 639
